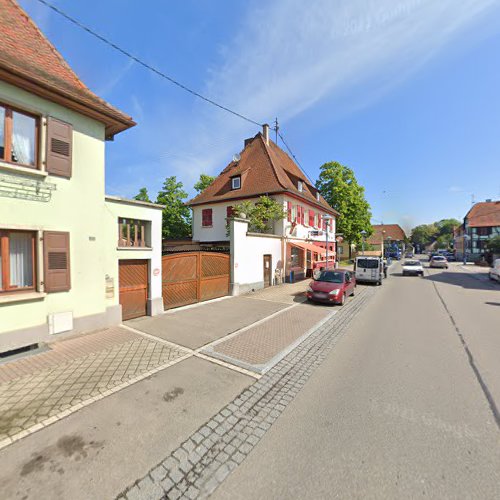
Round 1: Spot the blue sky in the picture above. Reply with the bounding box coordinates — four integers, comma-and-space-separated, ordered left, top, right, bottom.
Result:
21, 0, 500, 231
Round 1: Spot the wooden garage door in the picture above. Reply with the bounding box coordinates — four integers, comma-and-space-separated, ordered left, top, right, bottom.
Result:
162, 252, 229, 310
119, 260, 148, 320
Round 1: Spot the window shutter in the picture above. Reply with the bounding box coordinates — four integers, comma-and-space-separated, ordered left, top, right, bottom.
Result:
309, 210, 314, 227
287, 202, 292, 222
46, 117, 73, 178
202, 208, 212, 227
43, 231, 71, 292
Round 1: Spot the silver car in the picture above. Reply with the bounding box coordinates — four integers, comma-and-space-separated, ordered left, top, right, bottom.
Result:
429, 256, 448, 269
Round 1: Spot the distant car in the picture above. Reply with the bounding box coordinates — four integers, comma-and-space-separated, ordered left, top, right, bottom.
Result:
430, 256, 449, 269
306, 269, 356, 306
405, 251, 414, 258
489, 259, 500, 282
444, 252, 456, 262
428, 252, 439, 261
402, 259, 424, 276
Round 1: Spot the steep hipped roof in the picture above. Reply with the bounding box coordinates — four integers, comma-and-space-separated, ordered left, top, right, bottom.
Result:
0, 0, 135, 138
367, 224, 406, 244
465, 201, 500, 228
188, 132, 337, 215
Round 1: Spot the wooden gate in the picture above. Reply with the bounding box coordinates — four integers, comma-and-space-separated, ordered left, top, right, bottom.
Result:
162, 252, 230, 310
119, 260, 148, 320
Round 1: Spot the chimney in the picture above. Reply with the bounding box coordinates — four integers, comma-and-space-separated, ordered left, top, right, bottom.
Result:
486, 198, 492, 202
262, 123, 270, 145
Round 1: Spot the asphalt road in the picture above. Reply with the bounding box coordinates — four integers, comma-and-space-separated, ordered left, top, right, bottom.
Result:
213, 259, 500, 499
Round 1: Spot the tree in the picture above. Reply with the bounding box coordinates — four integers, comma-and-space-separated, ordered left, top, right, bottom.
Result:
194, 174, 215, 194
156, 176, 191, 239
134, 187, 151, 203
410, 224, 437, 247
233, 196, 287, 234
316, 161, 372, 256
487, 235, 500, 254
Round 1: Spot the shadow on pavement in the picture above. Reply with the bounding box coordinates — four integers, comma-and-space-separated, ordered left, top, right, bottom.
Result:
423, 271, 498, 291
485, 302, 500, 307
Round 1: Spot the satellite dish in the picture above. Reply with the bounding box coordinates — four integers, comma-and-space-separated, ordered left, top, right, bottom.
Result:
232, 153, 241, 162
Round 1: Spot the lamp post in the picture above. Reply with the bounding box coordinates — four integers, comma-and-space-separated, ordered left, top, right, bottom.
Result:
386, 236, 392, 260
361, 230, 367, 255
463, 233, 469, 265
323, 214, 333, 270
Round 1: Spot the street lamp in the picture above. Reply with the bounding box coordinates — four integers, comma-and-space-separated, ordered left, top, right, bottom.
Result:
361, 230, 367, 255
463, 233, 469, 265
323, 214, 333, 270
386, 236, 392, 260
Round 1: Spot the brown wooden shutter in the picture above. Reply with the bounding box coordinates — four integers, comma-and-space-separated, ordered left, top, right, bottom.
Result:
43, 231, 71, 292
46, 117, 73, 178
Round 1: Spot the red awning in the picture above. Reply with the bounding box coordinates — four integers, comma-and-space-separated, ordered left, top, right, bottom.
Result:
289, 241, 328, 257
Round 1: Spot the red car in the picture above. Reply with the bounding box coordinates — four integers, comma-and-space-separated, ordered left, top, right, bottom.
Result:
306, 269, 356, 306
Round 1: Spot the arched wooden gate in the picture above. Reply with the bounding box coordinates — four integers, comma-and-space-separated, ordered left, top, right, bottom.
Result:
162, 252, 230, 310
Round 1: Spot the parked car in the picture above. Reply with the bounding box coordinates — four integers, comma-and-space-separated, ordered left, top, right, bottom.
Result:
430, 256, 449, 269
354, 256, 384, 285
444, 252, 456, 262
306, 269, 356, 305
405, 251, 414, 258
402, 259, 424, 276
489, 259, 500, 282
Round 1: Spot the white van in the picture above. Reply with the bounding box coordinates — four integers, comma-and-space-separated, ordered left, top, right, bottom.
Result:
489, 259, 500, 282
354, 256, 384, 285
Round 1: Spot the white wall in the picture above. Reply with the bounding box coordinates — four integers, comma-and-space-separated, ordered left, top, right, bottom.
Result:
192, 203, 233, 242
104, 197, 164, 315
230, 218, 282, 294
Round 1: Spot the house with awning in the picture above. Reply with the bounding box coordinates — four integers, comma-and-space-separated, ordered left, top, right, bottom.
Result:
188, 125, 338, 291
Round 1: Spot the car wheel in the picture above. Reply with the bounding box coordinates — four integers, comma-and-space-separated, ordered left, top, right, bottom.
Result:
339, 293, 346, 306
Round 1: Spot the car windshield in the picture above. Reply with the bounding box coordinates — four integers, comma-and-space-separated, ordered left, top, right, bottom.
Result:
404, 261, 420, 266
316, 271, 344, 283
433, 256, 445, 261
357, 258, 379, 269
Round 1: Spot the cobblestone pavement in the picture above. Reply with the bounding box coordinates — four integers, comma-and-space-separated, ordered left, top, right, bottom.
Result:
203, 304, 332, 373
118, 286, 376, 500
0, 327, 188, 447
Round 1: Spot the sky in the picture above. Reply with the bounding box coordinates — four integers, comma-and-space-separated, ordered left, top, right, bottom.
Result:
20, 0, 500, 231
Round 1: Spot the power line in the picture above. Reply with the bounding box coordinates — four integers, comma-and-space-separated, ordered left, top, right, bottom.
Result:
277, 129, 316, 186
35, 0, 263, 127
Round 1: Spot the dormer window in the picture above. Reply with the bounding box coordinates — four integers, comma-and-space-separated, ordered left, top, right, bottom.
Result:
231, 176, 241, 190
297, 181, 303, 192
316, 192, 320, 201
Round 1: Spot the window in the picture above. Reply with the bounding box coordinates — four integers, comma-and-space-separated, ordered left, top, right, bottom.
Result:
477, 227, 491, 236
231, 176, 241, 190
202, 208, 213, 227
316, 192, 320, 201
0, 103, 39, 168
287, 202, 292, 222
291, 204, 297, 222
118, 218, 149, 247
226, 206, 234, 219
338, 246, 344, 255
297, 181, 303, 192
0, 230, 36, 292
290, 246, 303, 267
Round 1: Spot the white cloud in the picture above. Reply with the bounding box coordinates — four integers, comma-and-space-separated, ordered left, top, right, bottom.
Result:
138, 0, 500, 195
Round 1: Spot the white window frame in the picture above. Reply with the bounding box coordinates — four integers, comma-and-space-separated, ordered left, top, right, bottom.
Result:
297, 181, 303, 192
231, 176, 241, 190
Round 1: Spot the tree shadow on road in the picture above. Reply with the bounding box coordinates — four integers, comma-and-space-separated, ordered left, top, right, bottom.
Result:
422, 271, 499, 291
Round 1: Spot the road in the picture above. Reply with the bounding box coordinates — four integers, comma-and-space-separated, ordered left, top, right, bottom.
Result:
213, 259, 500, 499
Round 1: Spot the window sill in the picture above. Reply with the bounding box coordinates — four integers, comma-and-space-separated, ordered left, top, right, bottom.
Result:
201, 226, 213, 229
116, 246, 152, 251
0, 161, 47, 178
0, 292, 46, 305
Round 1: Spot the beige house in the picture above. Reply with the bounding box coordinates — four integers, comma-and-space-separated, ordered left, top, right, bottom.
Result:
0, 0, 163, 353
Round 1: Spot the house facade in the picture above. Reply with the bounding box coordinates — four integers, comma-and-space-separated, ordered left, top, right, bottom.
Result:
366, 224, 406, 257
188, 125, 338, 291
0, 0, 163, 353
457, 200, 500, 261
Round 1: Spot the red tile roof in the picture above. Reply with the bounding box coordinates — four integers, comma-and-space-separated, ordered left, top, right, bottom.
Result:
0, 0, 135, 137
188, 132, 337, 215
367, 224, 406, 244
465, 201, 500, 228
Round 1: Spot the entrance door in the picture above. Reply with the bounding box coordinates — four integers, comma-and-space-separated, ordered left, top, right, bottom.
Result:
119, 260, 148, 320
263, 255, 272, 288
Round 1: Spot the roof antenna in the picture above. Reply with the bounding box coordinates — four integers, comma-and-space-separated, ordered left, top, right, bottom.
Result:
471, 193, 475, 205
274, 117, 279, 143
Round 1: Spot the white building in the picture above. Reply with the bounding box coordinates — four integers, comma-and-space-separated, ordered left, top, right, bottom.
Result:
188, 125, 338, 292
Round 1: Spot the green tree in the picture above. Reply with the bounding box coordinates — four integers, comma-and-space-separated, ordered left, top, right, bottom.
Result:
233, 196, 286, 234
194, 174, 215, 193
410, 224, 438, 247
487, 235, 500, 254
316, 161, 372, 256
156, 176, 191, 239
134, 187, 151, 203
